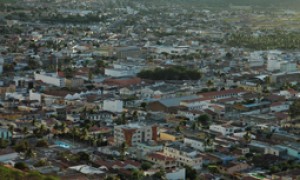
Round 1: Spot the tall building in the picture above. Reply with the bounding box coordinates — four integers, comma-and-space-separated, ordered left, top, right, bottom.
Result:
114, 123, 158, 146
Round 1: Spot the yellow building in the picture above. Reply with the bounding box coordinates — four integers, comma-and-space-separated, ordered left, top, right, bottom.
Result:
160, 131, 183, 141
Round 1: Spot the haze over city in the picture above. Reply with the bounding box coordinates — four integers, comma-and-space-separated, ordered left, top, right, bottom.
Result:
0, 0, 299, 179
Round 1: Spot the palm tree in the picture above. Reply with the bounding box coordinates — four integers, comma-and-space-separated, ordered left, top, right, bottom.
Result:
25, 148, 35, 159
120, 142, 127, 160
80, 128, 89, 141
8, 125, 14, 137
243, 131, 252, 146
206, 80, 214, 88
22, 127, 29, 139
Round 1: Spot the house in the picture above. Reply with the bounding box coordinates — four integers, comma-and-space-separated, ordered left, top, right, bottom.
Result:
270, 101, 290, 112
160, 131, 184, 142
147, 95, 198, 112
209, 124, 238, 136
166, 168, 186, 180
272, 169, 300, 180
163, 142, 203, 169
147, 152, 177, 170
264, 145, 287, 157
198, 88, 246, 100
180, 97, 212, 111
217, 161, 251, 175
86, 111, 115, 121
0, 127, 12, 140
135, 141, 163, 157
0, 148, 18, 162
34, 72, 65, 87
184, 136, 213, 152
103, 100, 123, 113
277, 143, 300, 159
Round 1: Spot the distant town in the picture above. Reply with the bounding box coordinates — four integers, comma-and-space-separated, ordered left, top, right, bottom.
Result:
0, 0, 299, 180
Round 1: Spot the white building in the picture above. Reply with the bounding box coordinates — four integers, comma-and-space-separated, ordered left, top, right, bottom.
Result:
163, 143, 202, 170
104, 68, 134, 77
34, 72, 65, 87
103, 100, 123, 113
114, 123, 158, 146
183, 137, 206, 152
248, 52, 264, 67
267, 59, 281, 72
29, 90, 42, 104
209, 124, 237, 136
180, 98, 212, 111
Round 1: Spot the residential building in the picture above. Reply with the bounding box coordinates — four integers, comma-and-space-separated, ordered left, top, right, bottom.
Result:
160, 131, 184, 142
34, 72, 65, 87
147, 152, 177, 170
103, 100, 123, 113
114, 123, 158, 146
0, 127, 12, 140
163, 143, 203, 169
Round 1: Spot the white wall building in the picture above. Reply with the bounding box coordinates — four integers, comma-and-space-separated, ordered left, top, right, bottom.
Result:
209, 125, 237, 136
34, 72, 65, 87
103, 100, 123, 113
183, 137, 206, 152
29, 90, 42, 104
267, 59, 281, 72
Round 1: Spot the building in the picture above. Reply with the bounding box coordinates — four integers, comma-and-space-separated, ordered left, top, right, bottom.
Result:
163, 143, 203, 169
160, 131, 184, 142
217, 162, 251, 175
65, 78, 84, 88
147, 152, 177, 170
103, 100, 123, 113
272, 169, 300, 180
0, 127, 12, 140
209, 124, 237, 136
180, 97, 212, 111
114, 123, 158, 146
184, 137, 210, 152
34, 72, 65, 87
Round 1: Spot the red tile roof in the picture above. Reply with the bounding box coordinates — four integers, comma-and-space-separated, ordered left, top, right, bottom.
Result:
198, 89, 246, 98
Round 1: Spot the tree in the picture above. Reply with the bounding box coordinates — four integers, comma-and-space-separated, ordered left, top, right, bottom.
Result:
120, 142, 127, 160
184, 165, 197, 180
140, 102, 147, 110
14, 140, 29, 153
76, 151, 90, 162
141, 162, 152, 170
208, 165, 219, 175
206, 80, 214, 88
197, 114, 210, 128
36, 139, 49, 148
243, 131, 252, 145
289, 99, 300, 119
14, 162, 29, 171
25, 148, 35, 159
153, 167, 166, 179
0, 138, 9, 149
132, 110, 138, 121
131, 169, 144, 180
